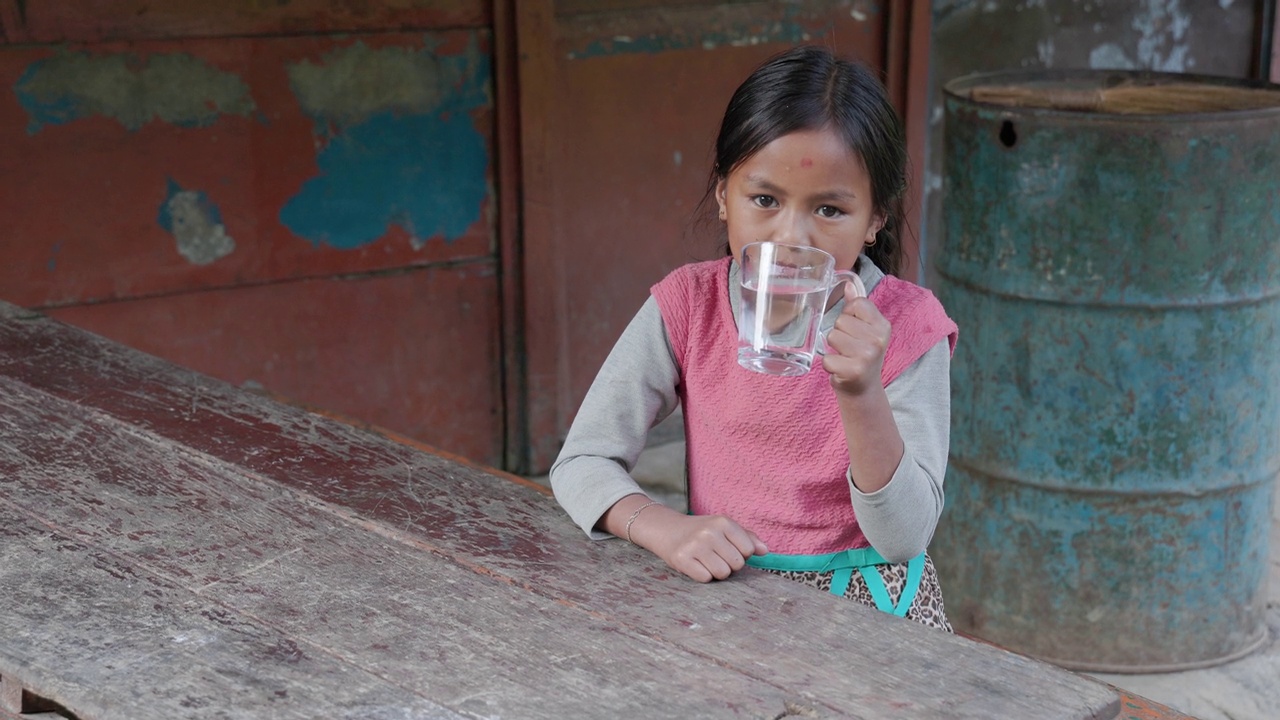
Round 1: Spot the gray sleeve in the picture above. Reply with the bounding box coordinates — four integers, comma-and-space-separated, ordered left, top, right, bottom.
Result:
549, 296, 681, 539
848, 340, 951, 563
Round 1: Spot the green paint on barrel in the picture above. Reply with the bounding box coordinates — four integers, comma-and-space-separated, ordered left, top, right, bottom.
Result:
934, 70, 1280, 672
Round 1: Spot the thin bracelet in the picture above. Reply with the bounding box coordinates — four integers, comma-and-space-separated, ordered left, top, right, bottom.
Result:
624, 500, 661, 545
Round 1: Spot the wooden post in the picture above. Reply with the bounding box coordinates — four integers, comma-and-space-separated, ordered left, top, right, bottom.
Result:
512, 0, 563, 473
493, 0, 529, 473
885, 0, 935, 284
906, 0, 933, 285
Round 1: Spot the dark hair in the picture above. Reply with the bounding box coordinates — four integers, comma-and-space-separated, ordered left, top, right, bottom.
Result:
706, 45, 908, 276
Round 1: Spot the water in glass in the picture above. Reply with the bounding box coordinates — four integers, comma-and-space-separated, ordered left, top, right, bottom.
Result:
738, 275, 828, 376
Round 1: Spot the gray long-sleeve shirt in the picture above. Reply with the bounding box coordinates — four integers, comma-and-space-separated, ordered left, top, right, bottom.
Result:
550, 257, 951, 562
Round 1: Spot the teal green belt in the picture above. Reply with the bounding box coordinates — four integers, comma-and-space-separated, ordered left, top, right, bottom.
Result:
747, 547, 926, 618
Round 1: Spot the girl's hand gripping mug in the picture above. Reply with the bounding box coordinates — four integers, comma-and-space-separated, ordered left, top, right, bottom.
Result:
737, 241, 867, 376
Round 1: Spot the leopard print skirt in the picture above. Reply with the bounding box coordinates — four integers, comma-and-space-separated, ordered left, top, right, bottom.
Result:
760, 553, 953, 632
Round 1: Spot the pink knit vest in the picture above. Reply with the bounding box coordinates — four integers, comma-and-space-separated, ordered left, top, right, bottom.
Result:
652, 256, 958, 555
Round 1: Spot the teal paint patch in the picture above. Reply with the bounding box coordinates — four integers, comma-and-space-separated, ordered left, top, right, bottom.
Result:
280, 111, 487, 248
563, 5, 858, 59
14, 50, 255, 133
280, 38, 490, 248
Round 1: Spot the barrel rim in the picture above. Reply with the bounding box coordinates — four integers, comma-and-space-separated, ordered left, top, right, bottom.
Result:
944, 68, 1280, 120
1030, 625, 1269, 674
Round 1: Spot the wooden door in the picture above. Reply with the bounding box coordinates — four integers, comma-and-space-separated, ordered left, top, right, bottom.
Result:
512, 0, 926, 472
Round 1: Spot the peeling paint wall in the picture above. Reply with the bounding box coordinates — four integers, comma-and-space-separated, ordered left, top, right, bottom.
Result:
0, 19, 503, 467
924, 0, 1262, 282
6, 35, 492, 271
279, 38, 491, 249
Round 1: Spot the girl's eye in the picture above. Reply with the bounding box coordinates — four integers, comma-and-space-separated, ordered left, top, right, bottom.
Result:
751, 195, 778, 209
816, 205, 844, 218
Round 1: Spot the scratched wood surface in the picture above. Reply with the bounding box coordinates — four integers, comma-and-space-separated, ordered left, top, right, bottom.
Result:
0, 301, 1123, 719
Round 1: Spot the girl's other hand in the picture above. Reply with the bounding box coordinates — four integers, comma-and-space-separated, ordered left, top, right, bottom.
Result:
631, 506, 768, 583
821, 282, 891, 396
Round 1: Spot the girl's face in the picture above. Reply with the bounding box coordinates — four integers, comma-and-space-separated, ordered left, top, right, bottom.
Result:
716, 126, 883, 272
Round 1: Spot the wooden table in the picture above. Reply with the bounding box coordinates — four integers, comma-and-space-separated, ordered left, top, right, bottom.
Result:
0, 300, 1174, 719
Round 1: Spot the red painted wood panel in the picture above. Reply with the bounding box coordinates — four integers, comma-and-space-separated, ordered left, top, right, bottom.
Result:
0, 0, 489, 43
0, 30, 493, 309
518, 0, 895, 471
46, 262, 504, 466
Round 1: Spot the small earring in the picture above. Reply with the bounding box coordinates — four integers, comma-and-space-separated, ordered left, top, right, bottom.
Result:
718, 211, 726, 221
865, 237, 877, 248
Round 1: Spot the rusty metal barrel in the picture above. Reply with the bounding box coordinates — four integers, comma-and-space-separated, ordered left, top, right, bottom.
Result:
933, 69, 1280, 672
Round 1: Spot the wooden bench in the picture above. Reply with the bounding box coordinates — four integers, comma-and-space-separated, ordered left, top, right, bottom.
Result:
0, 300, 1187, 719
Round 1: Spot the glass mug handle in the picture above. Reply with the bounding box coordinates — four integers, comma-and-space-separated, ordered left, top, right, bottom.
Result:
814, 270, 868, 357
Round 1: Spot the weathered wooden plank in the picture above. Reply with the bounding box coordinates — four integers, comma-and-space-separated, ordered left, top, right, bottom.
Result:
0, 303, 1123, 719
0, 673, 74, 720
0, 675, 20, 713
0, 706, 64, 720
0, 506, 466, 720
10, 0, 490, 43
0, 382, 841, 719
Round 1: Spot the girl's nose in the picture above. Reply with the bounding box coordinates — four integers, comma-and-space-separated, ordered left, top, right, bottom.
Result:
772, 212, 811, 247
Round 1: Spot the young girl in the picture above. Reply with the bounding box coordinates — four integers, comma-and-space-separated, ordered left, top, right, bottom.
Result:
549, 45, 958, 630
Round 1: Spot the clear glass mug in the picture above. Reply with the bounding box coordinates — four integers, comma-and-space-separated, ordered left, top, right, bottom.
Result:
737, 241, 866, 376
